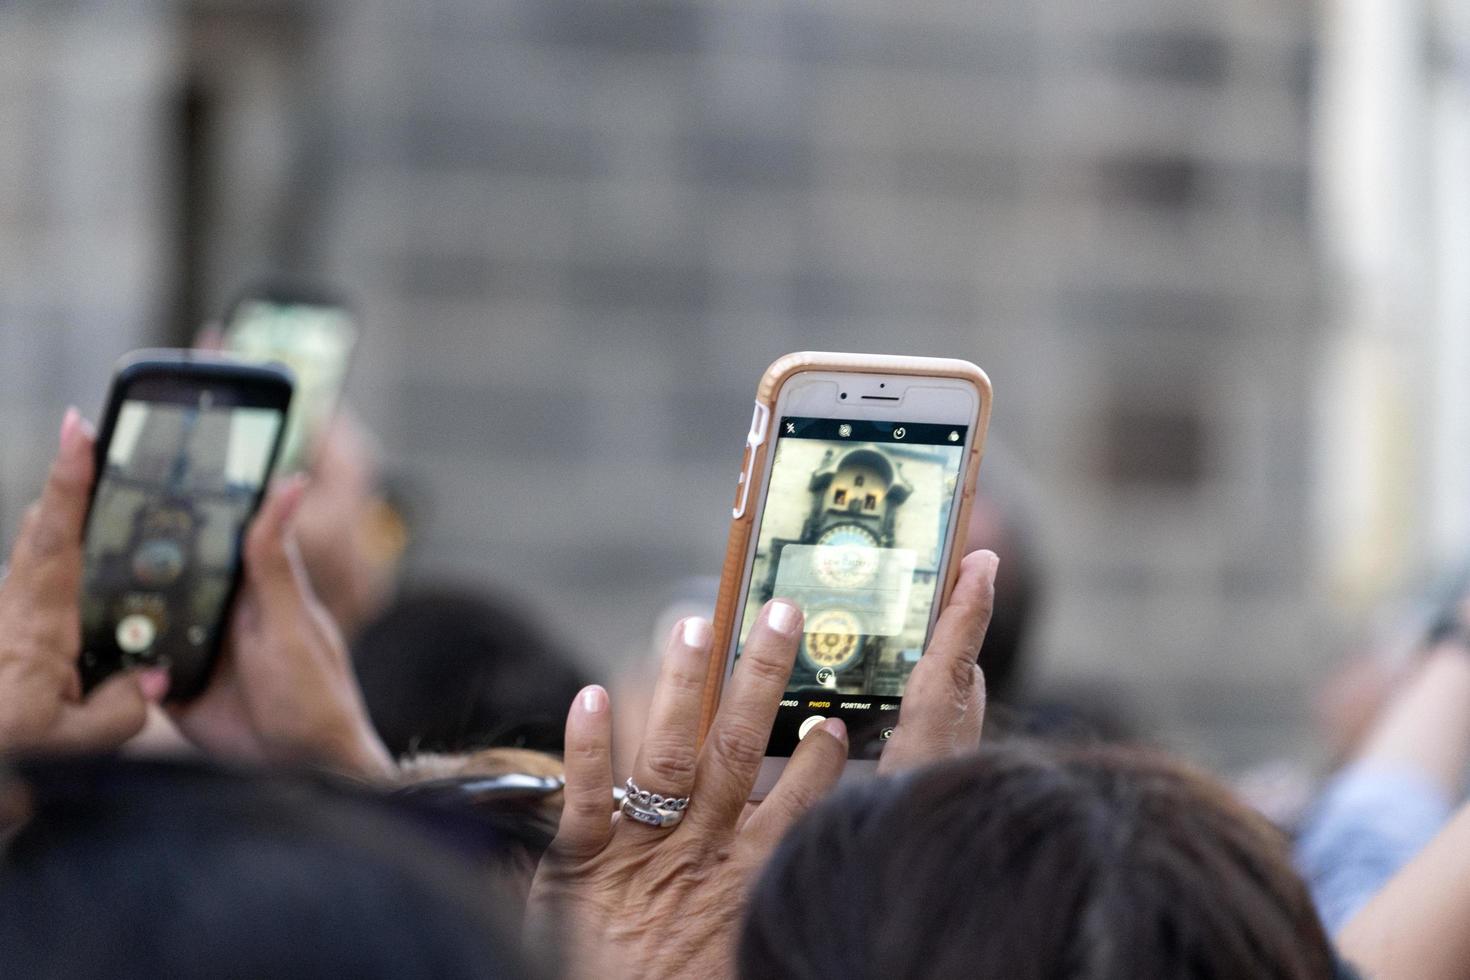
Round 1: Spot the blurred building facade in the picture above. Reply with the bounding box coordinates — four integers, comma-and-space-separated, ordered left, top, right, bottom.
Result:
0, 0, 1361, 763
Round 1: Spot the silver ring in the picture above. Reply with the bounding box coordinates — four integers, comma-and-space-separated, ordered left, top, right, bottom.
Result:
620, 777, 689, 830
620, 795, 684, 828
625, 777, 690, 811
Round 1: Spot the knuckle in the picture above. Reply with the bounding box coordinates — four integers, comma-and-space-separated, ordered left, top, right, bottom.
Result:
566, 792, 612, 821
18, 504, 41, 538
707, 719, 768, 771
23, 518, 63, 560
637, 733, 699, 789
103, 697, 147, 738
660, 660, 707, 697
739, 649, 792, 688
948, 657, 982, 697
772, 780, 821, 817
246, 532, 286, 572
566, 736, 607, 765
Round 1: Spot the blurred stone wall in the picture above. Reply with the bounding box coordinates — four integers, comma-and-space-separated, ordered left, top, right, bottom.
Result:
0, 0, 1322, 765
0, 2, 175, 534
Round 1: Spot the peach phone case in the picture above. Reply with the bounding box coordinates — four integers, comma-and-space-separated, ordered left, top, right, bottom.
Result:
697, 351, 993, 741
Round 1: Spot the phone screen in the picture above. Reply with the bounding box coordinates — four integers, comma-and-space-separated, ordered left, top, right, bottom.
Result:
79, 381, 286, 698
223, 299, 356, 472
733, 417, 970, 759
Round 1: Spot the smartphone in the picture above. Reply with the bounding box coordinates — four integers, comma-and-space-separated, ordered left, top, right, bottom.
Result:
219, 283, 358, 473
79, 352, 293, 701
705, 353, 991, 796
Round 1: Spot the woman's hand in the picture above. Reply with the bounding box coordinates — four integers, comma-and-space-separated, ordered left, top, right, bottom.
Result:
878, 549, 997, 774
170, 476, 393, 781
527, 549, 997, 979
0, 410, 169, 752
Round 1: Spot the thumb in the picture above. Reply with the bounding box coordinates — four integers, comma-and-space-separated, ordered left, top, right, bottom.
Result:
50, 667, 167, 750
243, 475, 310, 603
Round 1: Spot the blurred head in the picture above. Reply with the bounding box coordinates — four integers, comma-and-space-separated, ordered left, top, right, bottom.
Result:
740, 742, 1336, 980
963, 464, 1042, 702
353, 586, 588, 756
0, 756, 531, 980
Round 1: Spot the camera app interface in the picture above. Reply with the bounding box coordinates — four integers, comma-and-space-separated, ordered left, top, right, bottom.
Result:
735, 417, 969, 758
80, 394, 284, 690
226, 300, 355, 471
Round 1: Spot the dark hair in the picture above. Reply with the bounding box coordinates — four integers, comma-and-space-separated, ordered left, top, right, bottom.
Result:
0, 756, 532, 980
353, 586, 588, 755
740, 742, 1335, 980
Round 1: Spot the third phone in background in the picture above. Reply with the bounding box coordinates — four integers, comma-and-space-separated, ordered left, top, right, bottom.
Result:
220, 284, 358, 473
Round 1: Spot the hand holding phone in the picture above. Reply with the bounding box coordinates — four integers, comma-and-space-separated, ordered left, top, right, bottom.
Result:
79, 353, 293, 701
0, 410, 170, 752
169, 475, 393, 779
705, 352, 992, 795
528, 547, 998, 977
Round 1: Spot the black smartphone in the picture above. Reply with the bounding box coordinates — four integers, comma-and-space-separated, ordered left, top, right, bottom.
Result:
219, 283, 358, 473
79, 352, 293, 701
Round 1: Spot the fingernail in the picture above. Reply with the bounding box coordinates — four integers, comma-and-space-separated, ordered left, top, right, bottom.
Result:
681, 616, 712, 648
137, 667, 171, 703
277, 474, 310, 525
979, 549, 999, 582
59, 407, 79, 450
820, 717, 848, 744
580, 685, 608, 714
767, 600, 801, 635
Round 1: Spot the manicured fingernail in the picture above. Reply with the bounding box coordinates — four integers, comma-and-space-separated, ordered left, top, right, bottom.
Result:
59, 407, 79, 449
580, 685, 608, 713
681, 616, 712, 648
137, 667, 171, 703
60, 408, 95, 455
767, 600, 801, 635
820, 717, 848, 744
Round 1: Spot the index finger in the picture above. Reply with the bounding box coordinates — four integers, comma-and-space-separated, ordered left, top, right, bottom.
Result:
688, 600, 802, 831
10, 409, 95, 586
877, 550, 996, 775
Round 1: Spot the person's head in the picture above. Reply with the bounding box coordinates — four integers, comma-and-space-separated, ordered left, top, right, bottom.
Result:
0, 755, 531, 979
740, 741, 1336, 980
963, 462, 1041, 702
353, 585, 588, 756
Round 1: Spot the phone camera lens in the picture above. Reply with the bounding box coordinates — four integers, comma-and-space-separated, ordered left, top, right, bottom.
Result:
879, 383, 885, 388
840, 392, 847, 400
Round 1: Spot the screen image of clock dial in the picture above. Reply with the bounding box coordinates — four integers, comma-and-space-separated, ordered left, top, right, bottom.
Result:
79, 397, 284, 690
734, 416, 969, 758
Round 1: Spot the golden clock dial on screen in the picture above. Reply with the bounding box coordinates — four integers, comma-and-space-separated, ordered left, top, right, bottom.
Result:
801, 608, 867, 672
812, 523, 882, 589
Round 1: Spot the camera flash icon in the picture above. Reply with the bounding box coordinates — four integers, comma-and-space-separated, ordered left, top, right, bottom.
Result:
838, 424, 852, 438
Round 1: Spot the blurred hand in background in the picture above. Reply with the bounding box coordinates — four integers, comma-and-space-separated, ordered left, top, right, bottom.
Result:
171, 475, 394, 781
294, 410, 405, 642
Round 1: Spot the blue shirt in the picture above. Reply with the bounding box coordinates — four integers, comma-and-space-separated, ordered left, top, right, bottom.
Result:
1295, 761, 1454, 933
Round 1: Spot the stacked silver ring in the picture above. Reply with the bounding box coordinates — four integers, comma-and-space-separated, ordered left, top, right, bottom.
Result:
619, 777, 690, 829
